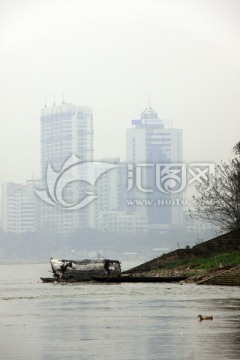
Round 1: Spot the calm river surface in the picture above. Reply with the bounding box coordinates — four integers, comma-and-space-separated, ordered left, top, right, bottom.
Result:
0, 262, 240, 360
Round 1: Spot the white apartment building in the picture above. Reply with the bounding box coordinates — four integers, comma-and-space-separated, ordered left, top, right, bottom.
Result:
2, 181, 39, 234
86, 157, 149, 233
40, 102, 94, 233
92, 158, 126, 228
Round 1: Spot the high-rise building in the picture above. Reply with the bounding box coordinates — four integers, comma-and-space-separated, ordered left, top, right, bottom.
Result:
95, 158, 125, 209
90, 157, 149, 234
2, 180, 39, 234
126, 107, 183, 232
92, 158, 127, 229
40, 102, 94, 233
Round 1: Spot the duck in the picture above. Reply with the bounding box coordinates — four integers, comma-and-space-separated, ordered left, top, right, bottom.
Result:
198, 315, 213, 321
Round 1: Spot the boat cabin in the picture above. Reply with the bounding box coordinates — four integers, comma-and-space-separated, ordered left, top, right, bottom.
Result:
49, 258, 121, 281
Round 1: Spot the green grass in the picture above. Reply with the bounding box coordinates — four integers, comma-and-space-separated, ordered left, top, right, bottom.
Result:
160, 251, 240, 271
196, 251, 240, 269
160, 258, 193, 270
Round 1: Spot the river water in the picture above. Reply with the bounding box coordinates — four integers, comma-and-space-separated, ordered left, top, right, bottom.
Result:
0, 262, 240, 360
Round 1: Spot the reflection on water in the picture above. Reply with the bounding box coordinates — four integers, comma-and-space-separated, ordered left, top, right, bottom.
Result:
0, 263, 240, 360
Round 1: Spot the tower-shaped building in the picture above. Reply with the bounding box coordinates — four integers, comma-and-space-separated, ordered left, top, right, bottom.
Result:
126, 107, 183, 232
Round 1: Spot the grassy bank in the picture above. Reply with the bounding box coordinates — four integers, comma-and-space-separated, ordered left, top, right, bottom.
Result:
126, 230, 240, 283
159, 250, 240, 273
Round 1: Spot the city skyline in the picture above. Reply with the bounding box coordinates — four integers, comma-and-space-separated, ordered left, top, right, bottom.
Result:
2, 101, 185, 234
1, 99, 221, 235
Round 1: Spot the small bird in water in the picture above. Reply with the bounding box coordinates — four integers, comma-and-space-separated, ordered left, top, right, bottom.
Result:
198, 315, 213, 321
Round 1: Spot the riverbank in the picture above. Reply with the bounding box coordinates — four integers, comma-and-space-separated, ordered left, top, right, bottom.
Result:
124, 229, 240, 285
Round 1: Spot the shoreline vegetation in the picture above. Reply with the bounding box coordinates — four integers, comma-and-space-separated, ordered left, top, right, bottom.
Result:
125, 229, 240, 286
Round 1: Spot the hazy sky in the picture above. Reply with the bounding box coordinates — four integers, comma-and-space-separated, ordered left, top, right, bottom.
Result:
0, 0, 240, 185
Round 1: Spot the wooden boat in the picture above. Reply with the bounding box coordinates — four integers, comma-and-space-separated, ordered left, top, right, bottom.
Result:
91, 275, 188, 283
40, 257, 121, 282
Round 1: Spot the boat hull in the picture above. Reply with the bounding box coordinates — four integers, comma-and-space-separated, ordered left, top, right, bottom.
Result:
40, 275, 187, 283
92, 275, 187, 283
40, 277, 95, 283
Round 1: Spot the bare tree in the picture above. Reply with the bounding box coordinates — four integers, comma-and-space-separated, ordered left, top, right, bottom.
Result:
190, 142, 240, 233
233, 141, 240, 156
